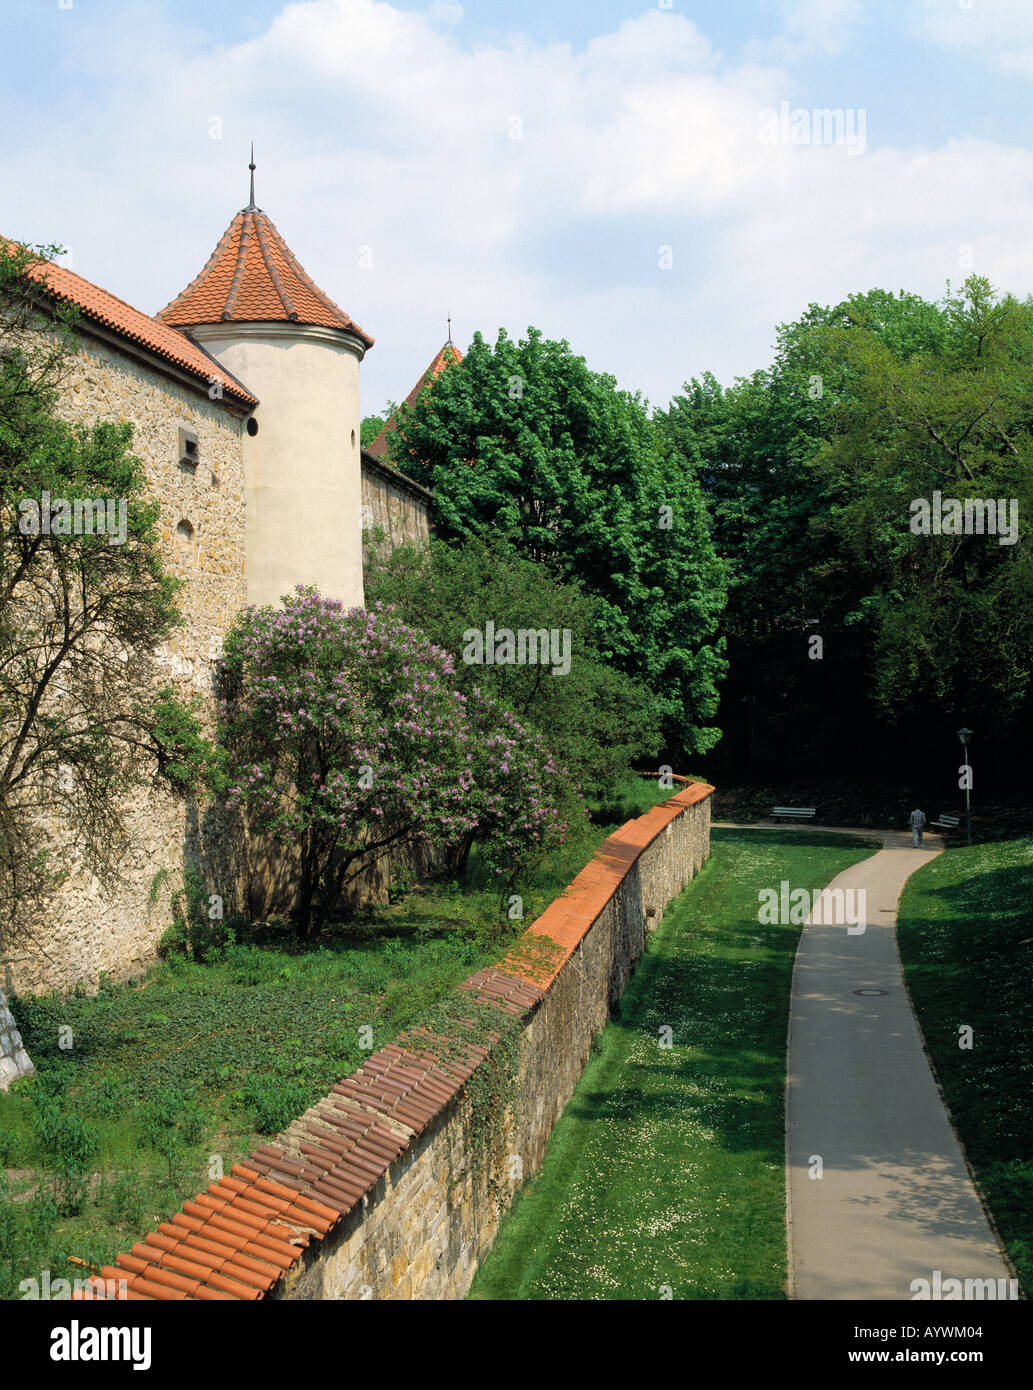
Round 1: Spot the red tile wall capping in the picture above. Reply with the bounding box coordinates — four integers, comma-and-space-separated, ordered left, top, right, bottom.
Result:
500, 777, 714, 993
73, 778, 713, 1302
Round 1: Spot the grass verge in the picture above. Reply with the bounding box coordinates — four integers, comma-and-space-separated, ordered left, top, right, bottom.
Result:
468, 827, 879, 1300
897, 836, 1033, 1292
0, 772, 686, 1297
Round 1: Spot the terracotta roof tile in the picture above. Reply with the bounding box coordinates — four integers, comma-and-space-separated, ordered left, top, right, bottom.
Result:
367, 340, 461, 460
122, 1273, 183, 1301
158, 207, 373, 347
3, 241, 257, 409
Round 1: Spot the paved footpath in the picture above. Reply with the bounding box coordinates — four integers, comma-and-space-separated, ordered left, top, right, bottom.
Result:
716, 823, 1013, 1300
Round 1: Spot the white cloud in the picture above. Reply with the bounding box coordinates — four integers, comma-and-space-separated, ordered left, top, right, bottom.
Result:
3, 0, 1032, 415
750, 0, 864, 62
910, 0, 1033, 78
427, 0, 463, 26
707, 138, 1033, 355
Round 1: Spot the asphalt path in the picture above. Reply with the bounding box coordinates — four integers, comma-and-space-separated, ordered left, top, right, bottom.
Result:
716, 821, 1013, 1301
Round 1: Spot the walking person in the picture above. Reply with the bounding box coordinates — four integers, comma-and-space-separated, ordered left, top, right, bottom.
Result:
909, 807, 927, 847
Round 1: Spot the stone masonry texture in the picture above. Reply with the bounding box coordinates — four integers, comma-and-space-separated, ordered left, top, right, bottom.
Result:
361, 449, 431, 558
0, 987, 36, 1090
3, 327, 249, 996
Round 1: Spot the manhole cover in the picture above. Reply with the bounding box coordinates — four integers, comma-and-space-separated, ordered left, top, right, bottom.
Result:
853, 987, 888, 997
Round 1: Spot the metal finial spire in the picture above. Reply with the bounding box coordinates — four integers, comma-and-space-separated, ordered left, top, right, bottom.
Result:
247, 143, 257, 210
446, 310, 453, 346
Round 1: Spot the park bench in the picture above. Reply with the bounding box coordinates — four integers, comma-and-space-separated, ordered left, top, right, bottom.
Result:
772, 806, 816, 823
929, 813, 960, 832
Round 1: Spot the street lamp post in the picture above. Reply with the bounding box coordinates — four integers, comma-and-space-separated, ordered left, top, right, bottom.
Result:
957, 727, 973, 845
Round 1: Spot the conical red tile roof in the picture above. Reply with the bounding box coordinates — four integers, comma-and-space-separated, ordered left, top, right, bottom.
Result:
366, 341, 461, 461
158, 206, 373, 346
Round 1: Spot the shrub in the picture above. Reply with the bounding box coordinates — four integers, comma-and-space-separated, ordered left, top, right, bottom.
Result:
91, 1074, 134, 1119
455, 685, 582, 885
30, 1091, 99, 1216
0, 1128, 17, 1167
100, 1170, 149, 1228
363, 534, 661, 788
0, 1176, 58, 1300
226, 944, 285, 987
139, 1084, 209, 1184
158, 865, 235, 963
218, 588, 578, 929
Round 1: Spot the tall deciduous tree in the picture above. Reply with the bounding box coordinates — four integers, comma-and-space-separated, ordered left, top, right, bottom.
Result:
384, 326, 726, 760
360, 399, 398, 450
812, 276, 1033, 733
362, 533, 661, 792
661, 280, 1033, 777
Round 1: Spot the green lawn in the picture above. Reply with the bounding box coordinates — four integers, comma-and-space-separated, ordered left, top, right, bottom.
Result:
468, 827, 879, 1301
0, 773, 680, 1298
897, 836, 1033, 1293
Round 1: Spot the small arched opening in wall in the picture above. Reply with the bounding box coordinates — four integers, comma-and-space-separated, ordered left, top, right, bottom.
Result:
176, 518, 196, 568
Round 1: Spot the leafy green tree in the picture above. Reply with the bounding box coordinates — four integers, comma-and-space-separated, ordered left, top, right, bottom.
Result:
657, 287, 957, 774
811, 276, 1033, 733
360, 399, 398, 450
0, 242, 211, 952
662, 279, 1033, 776
362, 533, 661, 792
386, 326, 726, 759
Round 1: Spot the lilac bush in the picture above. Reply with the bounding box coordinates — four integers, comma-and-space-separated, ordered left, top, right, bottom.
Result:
217, 587, 573, 930
449, 685, 575, 882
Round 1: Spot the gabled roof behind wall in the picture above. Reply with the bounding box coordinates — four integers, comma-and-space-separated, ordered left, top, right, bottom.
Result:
366, 340, 462, 463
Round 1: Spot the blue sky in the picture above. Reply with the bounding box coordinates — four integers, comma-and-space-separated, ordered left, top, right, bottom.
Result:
2, 0, 1033, 415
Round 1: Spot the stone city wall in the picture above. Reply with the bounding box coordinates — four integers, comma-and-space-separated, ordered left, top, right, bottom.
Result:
361, 449, 432, 558
5, 333, 438, 996
3, 327, 249, 995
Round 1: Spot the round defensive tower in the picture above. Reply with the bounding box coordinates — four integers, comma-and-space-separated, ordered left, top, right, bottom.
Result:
158, 159, 372, 610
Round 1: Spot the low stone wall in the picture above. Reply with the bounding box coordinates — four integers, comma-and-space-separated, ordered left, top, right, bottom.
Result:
79, 780, 712, 1302
285, 781, 712, 1300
